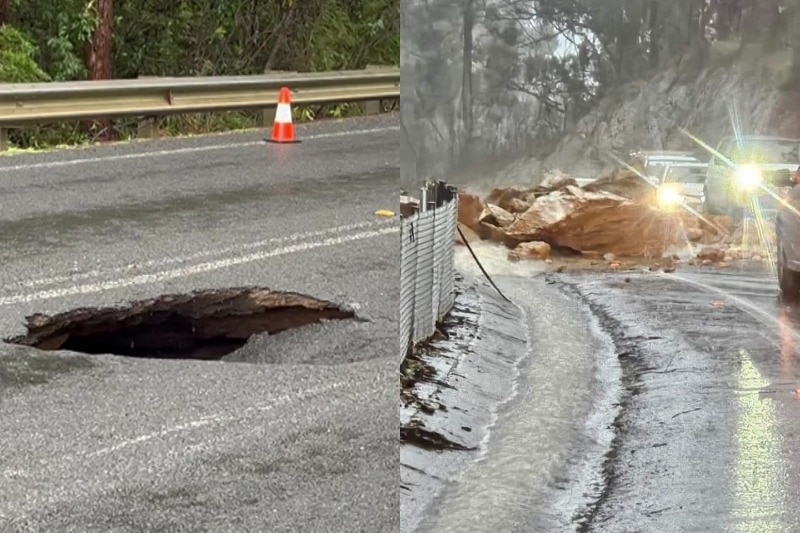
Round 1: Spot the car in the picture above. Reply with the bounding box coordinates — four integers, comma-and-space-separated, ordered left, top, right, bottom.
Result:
704, 135, 800, 219
629, 151, 708, 209
775, 170, 800, 300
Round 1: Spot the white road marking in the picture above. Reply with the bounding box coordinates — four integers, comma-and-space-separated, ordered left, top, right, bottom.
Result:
7, 219, 394, 291
0, 126, 399, 173
0, 226, 398, 306
88, 381, 347, 457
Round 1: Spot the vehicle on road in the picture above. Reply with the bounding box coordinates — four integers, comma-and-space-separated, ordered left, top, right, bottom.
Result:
775, 170, 800, 299
704, 135, 800, 219
629, 151, 708, 209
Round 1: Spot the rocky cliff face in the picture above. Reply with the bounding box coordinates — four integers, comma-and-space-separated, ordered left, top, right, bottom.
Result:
474, 44, 800, 192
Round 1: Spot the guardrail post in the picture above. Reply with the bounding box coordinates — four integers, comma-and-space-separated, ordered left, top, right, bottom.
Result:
0, 127, 8, 152
138, 116, 159, 140
136, 76, 160, 140
365, 65, 385, 115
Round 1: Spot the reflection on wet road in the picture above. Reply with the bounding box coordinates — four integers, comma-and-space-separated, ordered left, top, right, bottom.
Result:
412, 263, 800, 532
570, 266, 800, 532
668, 268, 800, 533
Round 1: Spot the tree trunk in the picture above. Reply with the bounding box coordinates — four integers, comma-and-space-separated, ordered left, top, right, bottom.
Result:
0, 0, 10, 25
461, 0, 474, 148
84, 0, 115, 140
789, 0, 800, 87
648, 0, 660, 68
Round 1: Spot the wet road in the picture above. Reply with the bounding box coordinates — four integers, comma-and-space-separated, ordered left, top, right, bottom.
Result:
568, 266, 800, 533
0, 116, 398, 532
409, 257, 800, 532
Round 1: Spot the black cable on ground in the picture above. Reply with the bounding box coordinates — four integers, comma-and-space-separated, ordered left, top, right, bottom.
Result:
457, 225, 513, 303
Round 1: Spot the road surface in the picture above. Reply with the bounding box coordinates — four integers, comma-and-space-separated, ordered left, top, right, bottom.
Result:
408, 257, 800, 532
0, 115, 399, 532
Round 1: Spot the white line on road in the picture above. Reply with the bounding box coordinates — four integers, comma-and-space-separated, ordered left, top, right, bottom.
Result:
88, 381, 349, 457
0, 225, 398, 306
0, 126, 400, 173
7, 219, 394, 291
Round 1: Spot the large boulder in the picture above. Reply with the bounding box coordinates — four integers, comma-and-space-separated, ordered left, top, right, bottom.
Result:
505, 185, 689, 257
581, 168, 655, 201
457, 193, 486, 233
508, 241, 551, 261
454, 222, 481, 246
479, 204, 516, 228
486, 187, 532, 213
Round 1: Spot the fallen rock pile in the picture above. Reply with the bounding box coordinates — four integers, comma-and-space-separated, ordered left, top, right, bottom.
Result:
455, 169, 766, 266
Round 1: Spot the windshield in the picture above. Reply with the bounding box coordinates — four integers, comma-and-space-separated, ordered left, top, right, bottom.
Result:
731, 140, 800, 165
648, 163, 706, 183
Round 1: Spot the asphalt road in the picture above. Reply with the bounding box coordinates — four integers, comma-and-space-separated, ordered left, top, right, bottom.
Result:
408, 258, 800, 532
0, 115, 399, 532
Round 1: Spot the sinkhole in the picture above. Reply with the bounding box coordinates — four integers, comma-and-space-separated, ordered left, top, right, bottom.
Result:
4, 287, 357, 361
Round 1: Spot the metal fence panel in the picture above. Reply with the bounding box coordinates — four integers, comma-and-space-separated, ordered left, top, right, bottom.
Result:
398, 182, 458, 362
399, 213, 418, 358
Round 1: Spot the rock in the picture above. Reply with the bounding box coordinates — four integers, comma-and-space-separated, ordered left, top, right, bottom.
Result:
480, 222, 519, 248
603, 252, 616, 262
535, 172, 579, 193
455, 223, 481, 246
752, 254, 762, 262
479, 204, 516, 228
486, 187, 533, 213
540, 169, 573, 187
698, 246, 725, 263
708, 215, 735, 233
701, 259, 713, 265
508, 241, 551, 262
457, 193, 487, 233
505, 186, 689, 257
687, 227, 704, 241
506, 197, 532, 214
582, 251, 602, 259
581, 168, 655, 201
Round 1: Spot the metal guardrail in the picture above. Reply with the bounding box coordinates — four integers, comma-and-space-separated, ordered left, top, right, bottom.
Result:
0, 67, 399, 149
399, 181, 458, 362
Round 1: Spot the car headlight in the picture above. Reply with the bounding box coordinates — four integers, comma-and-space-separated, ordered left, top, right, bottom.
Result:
733, 165, 762, 191
656, 183, 683, 207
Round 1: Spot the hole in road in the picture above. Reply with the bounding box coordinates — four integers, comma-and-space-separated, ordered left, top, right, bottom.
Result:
4, 287, 357, 360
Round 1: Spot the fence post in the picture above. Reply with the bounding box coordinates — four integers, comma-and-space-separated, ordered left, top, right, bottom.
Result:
0, 127, 8, 152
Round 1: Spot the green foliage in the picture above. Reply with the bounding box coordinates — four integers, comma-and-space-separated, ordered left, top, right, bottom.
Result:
2, 0, 398, 149
0, 25, 50, 82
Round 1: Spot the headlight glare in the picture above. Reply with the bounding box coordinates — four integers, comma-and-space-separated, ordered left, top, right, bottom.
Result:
733, 165, 762, 191
657, 183, 683, 207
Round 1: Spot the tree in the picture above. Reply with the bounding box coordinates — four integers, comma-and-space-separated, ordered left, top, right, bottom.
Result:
84, 0, 113, 81
0, 0, 10, 26
462, 0, 474, 144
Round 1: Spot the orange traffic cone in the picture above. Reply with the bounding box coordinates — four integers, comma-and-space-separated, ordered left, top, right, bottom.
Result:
267, 87, 300, 143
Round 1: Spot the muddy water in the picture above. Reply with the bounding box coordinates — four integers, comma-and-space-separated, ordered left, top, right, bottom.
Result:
415, 250, 622, 532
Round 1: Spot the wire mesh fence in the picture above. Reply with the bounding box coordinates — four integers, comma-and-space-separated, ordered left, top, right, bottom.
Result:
399, 181, 458, 362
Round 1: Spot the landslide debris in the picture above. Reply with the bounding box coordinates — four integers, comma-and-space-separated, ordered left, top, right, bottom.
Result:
455, 168, 771, 269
